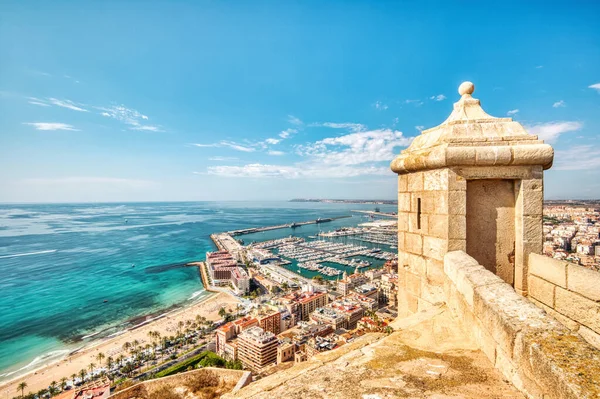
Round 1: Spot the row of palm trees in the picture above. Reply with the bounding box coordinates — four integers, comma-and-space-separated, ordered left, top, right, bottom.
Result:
13, 315, 216, 399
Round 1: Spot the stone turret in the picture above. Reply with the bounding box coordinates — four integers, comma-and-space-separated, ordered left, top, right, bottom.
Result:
391, 82, 553, 315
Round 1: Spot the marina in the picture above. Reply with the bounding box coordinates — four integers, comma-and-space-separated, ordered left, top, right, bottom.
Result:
208, 214, 398, 282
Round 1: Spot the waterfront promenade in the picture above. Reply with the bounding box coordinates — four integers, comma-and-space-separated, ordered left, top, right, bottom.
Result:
0, 292, 241, 397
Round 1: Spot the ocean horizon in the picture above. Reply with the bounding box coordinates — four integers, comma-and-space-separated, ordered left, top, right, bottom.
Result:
0, 201, 396, 382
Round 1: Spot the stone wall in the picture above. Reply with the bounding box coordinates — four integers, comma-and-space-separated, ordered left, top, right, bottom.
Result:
443, 250, 600, 399
397, 169, 466, 316
109, 367, 252, 399
527, 253, 600, 349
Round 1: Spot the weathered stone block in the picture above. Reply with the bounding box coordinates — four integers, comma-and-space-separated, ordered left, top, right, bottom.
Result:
408, 212, 428, 233
528, 297, 580, 332
476, 146, 512, 165
456, 268, 504, 307
397, 212, 409, 232
405, 271, 421, 297
521, 188, 543, 216
428, 214, 448, 239
398, 175, 408, 192
555, 287, 600, 332
426, 258, 445, 286
475, 320, 497, 363
474, 282, 553, 357
528, 275, 555, 307
578, 325, 600, 350
529, 253, 566, 288
448, 215, 466, 240
429, 190, 449, 214
397, 193, 411, 212
443, 250, 481, 285
405, 233, 423, 255
447, 190, 466, 215
407, 172, 423, 191
422, 236, 447, 261
519, 329, 600, 399
447, 168, 467, 191
521, 178, 543, 192
423, 169, 448, 191
447, 239, 466, 252
420, 191, 437, 214
406, 253, 426, 275
567, 263, 600, 301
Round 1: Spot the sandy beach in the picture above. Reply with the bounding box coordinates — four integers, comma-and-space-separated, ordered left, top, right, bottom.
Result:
0, 291, 241, 398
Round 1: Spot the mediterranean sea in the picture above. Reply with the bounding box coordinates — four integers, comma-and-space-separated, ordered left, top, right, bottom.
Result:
0, 201, 396, 382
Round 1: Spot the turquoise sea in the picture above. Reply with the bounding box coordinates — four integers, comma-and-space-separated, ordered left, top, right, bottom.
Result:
0, 201, 395, 382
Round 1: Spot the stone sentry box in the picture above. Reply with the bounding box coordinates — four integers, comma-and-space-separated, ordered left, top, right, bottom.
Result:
390, 82, 554, 316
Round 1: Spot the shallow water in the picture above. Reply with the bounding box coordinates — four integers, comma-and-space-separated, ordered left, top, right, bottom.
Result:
0, 201, 395, 380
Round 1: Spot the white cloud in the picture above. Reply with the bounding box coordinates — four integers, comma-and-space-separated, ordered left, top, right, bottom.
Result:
373, 101, 388, 110
221, 141, 256, 152
28, 101, 50, 107
22, 177, 155, 189
404, 99, 423, 106
208, 156, 238, 161
525, 121, 583, 143
265, 138, 281, 145
298, 129, 413, 166
507, 109, 519, 116
311, 122, 366, 132
97, 105, 161, 132
206, 163, 390, 179
430, 94, 446, 101
415, 125, 425, 132
287, 115, 303, 125
48, 98, 88, 112
23, 122, 79, 131
552, 100, 566, 108
536, 65, 544, 69
203, 126, 414, 179
587, 83, 600, 92
555, 145, 600, 171
26, 97, 87, 111
279, 128, 297, 139
130, 125, 161, 132
193, 141, 256, 152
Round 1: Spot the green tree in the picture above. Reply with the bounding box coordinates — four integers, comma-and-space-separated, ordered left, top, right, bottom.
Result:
218, 307, 227, 318
60, 377, 68, 391
96, 352, 105, 365
17, 381, 27, 398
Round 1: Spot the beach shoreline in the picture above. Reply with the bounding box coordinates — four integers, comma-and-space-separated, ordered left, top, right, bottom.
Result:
0, 290, 241, 397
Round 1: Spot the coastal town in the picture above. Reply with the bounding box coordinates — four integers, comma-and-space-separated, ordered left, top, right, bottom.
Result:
542, 200, 600, 271
4, 199, 600, 398
3, 214, 400, 399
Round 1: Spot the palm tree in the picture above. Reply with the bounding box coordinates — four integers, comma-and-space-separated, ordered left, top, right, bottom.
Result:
106, 356, 114, 370
49, 381, 59, 397
116, 354, 125, 367
96, 352, 105, 365
70, 373, 77, 384
79, 369, 87, 383
60, 377, 68, 391
17, 381, 27, 398
88, 362, 96, 379
122, 341, 131, 353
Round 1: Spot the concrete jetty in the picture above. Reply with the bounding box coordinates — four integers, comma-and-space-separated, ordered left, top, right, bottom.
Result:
227, 215, 352, 236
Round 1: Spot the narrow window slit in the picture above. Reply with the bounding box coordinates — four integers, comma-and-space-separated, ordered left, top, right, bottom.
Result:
417, 198, 422, 230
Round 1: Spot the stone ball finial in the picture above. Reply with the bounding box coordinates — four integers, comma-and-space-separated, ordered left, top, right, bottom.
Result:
458, 81, 475, 96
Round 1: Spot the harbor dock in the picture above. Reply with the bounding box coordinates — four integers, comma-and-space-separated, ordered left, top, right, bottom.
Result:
227, 215, 352, 236
351, 210, 397, 219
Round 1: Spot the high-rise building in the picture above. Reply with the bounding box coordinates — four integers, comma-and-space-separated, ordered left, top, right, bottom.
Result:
237, 326, 278, 372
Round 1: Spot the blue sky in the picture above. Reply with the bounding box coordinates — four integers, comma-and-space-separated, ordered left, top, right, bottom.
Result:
1, 1, 599, 202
